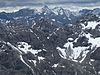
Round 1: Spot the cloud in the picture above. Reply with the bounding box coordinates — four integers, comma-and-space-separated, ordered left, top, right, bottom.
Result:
0, 0, 100, 7
0, 0, 100, 12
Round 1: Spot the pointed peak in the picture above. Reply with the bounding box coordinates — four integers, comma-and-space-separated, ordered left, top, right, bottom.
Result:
44, 5, 49, 8
42, 5, 50, 10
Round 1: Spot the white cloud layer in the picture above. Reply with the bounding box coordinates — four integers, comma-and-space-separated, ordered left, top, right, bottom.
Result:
0, 0, 100, 12
0, 0, 99, 7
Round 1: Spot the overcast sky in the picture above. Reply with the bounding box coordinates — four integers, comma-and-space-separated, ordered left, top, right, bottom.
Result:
0, 0, 100, 7
0, 0, 100, 12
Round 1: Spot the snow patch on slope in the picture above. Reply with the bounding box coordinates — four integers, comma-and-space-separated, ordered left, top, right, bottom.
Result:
28, 60, 37, 66
17, 42, 42, 55
85, 33, 100, 48
20, 55, 35, 74
52, 63, 59, 68
64, 41, 89, 60
17, 42, 45, 63
57, 47, 68, 59
72, 46, 89, 60
7, 42, 22, 54
57, 38, 90, 62
81, 21, 100, 29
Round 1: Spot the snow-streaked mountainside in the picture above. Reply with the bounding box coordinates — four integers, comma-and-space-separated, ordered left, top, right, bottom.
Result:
0, 5, 78, 26
0, 6, 100, 75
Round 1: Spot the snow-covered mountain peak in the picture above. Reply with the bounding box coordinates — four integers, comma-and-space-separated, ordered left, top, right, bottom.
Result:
52, 7, 66, 15
41, 5, 52, 14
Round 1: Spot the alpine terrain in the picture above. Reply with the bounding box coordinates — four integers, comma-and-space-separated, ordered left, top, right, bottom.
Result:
0, 6, 100, 75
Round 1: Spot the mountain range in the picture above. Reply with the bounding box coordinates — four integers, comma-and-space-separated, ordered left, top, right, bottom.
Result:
0, 6, 100, 75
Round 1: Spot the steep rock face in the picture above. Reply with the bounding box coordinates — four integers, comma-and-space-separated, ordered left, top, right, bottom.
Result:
90, 47, 100, 60
0, 41, 33, 75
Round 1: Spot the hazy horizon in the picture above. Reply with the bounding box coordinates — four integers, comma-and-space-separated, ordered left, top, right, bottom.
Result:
0, 0, 100, 12
0, 0, 100, 7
